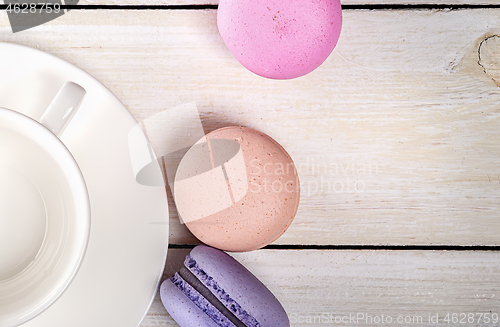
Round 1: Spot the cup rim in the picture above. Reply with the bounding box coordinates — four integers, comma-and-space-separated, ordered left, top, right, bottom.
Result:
0, 108, 91, 327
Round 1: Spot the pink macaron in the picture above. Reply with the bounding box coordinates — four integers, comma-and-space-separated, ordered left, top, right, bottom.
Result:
217, 0, 342, 79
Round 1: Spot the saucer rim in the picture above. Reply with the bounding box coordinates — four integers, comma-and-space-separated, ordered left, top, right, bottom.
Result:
0, 42, 169, 327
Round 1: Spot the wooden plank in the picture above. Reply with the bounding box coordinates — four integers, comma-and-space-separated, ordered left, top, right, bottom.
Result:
74, 0, 500, 6
142, 249, 500, 327
1, 9, 499, 245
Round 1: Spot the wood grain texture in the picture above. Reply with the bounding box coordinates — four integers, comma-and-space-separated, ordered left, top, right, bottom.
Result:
74, 0, 500, 6
142, 249, 500, 327
0, 9, 499, 245
479, 35, 500, 87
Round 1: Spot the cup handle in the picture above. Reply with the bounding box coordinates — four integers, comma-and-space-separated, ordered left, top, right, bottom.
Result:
40, 82, 86, 137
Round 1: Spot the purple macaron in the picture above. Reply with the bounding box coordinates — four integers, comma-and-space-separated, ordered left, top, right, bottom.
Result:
160, 245, 289, 327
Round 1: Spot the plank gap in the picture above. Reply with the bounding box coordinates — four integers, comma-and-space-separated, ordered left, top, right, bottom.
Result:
169, 244, 500, 251
1, 4, 500, 10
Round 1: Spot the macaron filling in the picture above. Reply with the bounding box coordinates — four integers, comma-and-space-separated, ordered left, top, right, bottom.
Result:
171, 272, 238, 327
184, 254, 261, 327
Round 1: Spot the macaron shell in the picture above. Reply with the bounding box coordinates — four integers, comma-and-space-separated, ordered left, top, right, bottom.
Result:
188, 245, 290, 327
218, 0, 342, 79
183, 127, 300, 252
160, 279, 222, 327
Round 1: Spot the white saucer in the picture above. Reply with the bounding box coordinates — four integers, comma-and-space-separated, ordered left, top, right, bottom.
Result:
0, 42, 169, 327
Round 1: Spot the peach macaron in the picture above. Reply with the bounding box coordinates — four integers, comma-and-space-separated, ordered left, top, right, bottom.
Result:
174, 127, 300, 252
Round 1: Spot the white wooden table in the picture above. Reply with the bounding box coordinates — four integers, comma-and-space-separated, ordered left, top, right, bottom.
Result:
1, 1, 500, 326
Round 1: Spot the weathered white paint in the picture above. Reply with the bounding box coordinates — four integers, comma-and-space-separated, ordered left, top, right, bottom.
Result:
0, 5, 498, 327
0, 9, 499, 247
75, 0, 500, 5
142, 249, 500, 327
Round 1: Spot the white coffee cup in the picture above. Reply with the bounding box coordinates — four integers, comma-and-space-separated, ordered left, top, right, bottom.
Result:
0, 82, 90, 327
